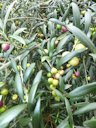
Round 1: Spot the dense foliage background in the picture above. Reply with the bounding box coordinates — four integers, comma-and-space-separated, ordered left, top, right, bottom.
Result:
0, 0, 96, 128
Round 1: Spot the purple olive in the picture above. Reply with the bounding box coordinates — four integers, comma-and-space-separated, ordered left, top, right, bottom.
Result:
75, 71, 80, 77
0, 101, 3, 108
61, 26, 68, 33
2, 43, 10, 52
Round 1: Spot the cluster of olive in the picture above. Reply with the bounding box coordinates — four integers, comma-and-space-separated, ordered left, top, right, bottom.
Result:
47, 67, 64, 101
90, 27, 96, 36
0, 83, 18, 113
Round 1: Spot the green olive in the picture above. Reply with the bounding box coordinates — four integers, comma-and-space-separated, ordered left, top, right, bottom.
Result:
56, 24, 62, 30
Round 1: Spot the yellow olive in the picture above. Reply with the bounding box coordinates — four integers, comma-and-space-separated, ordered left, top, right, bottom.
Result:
81, 10, 86, 15
48, 78, 53, 84
37, 33, 44, 38
15, 20, 20, 26
60, 66, 64, 70
50, 84, 54, 90
17, 65, 21, 71
69, 57, 80, 66
54, 96, 60, 102
51, 91, 57, 97
55, 40, 59, 46
86, 76, 91, 81
90, 27, 94, 32
72, 74, 77, 79
66, 64, 71, 68
1, 88, 8, 96
12, 94, 18, 100
51, 67, 58, 74
26, 63, 30, 68
52, 79, 59, 87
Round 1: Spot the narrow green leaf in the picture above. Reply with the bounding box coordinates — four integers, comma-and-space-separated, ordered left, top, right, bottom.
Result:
83, 118, 96, 128
69, 82, 96, 98
65, 98, 74, 128
19, 117, 30, 127
0, 104, 26, 127
65, 84, 73, 90
48, 21, 55, 34
29, 34, 37, 43
67, 25, 96, 53
41, 56, 50, 62
49, 37, 56, 57
43, 62, 51, 72
89, 53, 96, 62
32, 70, 42, 86
0, 30, 8, 40
60, 2, 65, 13
22, 57, 27, 70
90, 4, 96, 12
42, 24, 47, 36
32, 98, 41, 128
13, 28, 27, 35
64, 70, 73, 82
3, 1, 16, 31
57, 117, 71, 128
62, 5, 70, 21
15, 73, 24, 101
10, 58, 18, 73
59, 76, 65, 92
84, 10, 91, 33
59, 48, 86, 66
57, 33, 68, 41
74, 103, 96, 115
0, 18, 3, 30
57, 34, 73, 52
20, 51, 29, 61
23, 63, 35, 83
28, 70, 42, 104
9, 35, 26, 45
49, 18, 65, 26
71, 2, 80, 28
73, 102, 89, 108
0, 82, 5, 88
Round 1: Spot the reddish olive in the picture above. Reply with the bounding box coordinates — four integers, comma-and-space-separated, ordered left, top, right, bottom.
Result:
75, 71, 80, 77
0, 101, 3, 108
2, 43, 10, 52
61, 26, 68, 33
